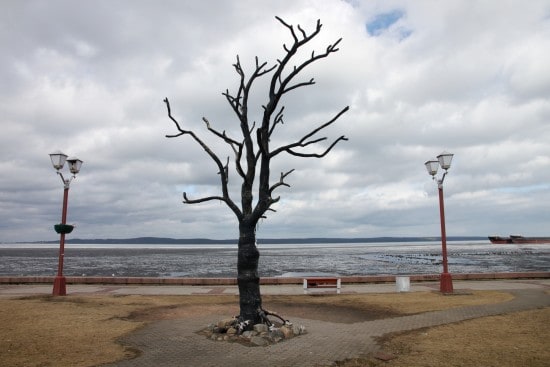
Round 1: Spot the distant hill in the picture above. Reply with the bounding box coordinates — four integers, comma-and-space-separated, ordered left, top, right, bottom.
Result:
34, 236, 486, 245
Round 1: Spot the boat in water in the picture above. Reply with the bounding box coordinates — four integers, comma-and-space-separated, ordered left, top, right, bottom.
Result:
488, 235, 513, 244
488, 235, 550, 244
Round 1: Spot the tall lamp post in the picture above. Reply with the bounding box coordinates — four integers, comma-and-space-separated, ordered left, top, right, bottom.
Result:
49, 150, 83, 296
425, 151, 454, 294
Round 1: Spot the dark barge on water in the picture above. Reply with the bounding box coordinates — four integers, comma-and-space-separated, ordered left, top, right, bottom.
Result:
488, 235, 550, 244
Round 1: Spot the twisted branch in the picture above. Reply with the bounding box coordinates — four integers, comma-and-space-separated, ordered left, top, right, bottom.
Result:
270, 106, 349, 158
164, 98, 242, 218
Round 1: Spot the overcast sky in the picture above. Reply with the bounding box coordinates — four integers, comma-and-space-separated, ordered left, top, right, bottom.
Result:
1, 0, 549, 242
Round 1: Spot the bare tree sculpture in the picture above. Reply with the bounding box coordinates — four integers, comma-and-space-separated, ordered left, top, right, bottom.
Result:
164, 17, 348, 327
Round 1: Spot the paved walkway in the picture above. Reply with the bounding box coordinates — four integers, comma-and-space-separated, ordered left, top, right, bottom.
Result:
1, 278, 549, 297
2, 279, 549, 367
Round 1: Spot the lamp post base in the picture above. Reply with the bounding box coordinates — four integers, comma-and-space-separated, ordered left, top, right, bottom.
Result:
52, 276, 67, 296
439, 272, 453, 293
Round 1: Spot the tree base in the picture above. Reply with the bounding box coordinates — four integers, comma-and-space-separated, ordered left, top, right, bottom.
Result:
200, 315, 306, 346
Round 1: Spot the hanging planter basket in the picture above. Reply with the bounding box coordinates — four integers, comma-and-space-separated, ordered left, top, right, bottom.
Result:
54, 224, 74, 234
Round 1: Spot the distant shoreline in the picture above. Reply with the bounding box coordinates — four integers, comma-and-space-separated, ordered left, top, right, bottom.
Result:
19, 236, 487, 245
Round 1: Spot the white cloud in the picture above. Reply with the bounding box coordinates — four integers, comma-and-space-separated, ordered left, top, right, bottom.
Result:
1, 0, 549, 242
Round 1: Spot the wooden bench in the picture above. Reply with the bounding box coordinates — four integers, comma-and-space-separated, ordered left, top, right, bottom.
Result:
303, 277, 341, 294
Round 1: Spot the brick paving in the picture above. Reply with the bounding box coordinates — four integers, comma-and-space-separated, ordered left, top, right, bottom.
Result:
98, 282, 550, 367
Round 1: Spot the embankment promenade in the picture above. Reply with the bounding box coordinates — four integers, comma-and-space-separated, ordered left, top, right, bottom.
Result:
1, 271, 549, 286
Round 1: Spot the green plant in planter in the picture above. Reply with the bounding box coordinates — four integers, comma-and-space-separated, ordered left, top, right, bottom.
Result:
54, 224, 74, 234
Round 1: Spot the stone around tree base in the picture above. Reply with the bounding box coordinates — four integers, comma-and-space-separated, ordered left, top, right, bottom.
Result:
198, 318, 307, 347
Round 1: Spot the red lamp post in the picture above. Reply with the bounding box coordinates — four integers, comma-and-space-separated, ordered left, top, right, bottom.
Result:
425, 152, 454, 294
49, 151, 83, 296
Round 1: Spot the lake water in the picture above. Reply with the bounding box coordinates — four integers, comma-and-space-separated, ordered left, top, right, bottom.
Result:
0, 241, 549, 278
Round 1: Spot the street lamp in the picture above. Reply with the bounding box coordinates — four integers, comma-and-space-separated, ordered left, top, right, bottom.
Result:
49, 150, 83, 296
425, 151, 454, 294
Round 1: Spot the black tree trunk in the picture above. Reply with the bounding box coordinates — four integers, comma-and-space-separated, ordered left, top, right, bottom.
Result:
164, 17, 348, 329
237, 220, 262, 325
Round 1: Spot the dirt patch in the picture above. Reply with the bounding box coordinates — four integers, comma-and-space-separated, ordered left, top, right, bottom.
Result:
127, 291, 514, 324
262, 300, 400, 323
129, 300, 399, 324
265, 291, 513, 323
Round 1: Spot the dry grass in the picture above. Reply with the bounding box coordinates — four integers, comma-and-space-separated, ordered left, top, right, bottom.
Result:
381, 307, 550, 367
0, 290, 544, 367
339, 307, 550, 367
0, 295, 236, 367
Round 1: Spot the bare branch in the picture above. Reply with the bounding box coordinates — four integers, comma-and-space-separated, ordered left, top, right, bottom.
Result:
270, 106, 349, 158
235, 142, 246, 179
301, 106, 349, 142
278, 37, 341, 95
218, 156, 230, 183
183, 192, 225, 204
166, 17, 348, 231
202, 117, 241, 146
268, 106, 285, 138
164, 97, 242, 218
265, 18, 338, 127
275, 16, 297, 42
282, 78, 315, 94
287, 135, 349, 158
165, 132, 184, 138
269, 169, 295, 195
164, 97, 187, 135
297, 24, 307, 39
200, 117, 247, 181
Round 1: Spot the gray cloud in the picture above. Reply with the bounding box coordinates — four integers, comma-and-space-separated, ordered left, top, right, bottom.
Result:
1, 0, 549, 242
